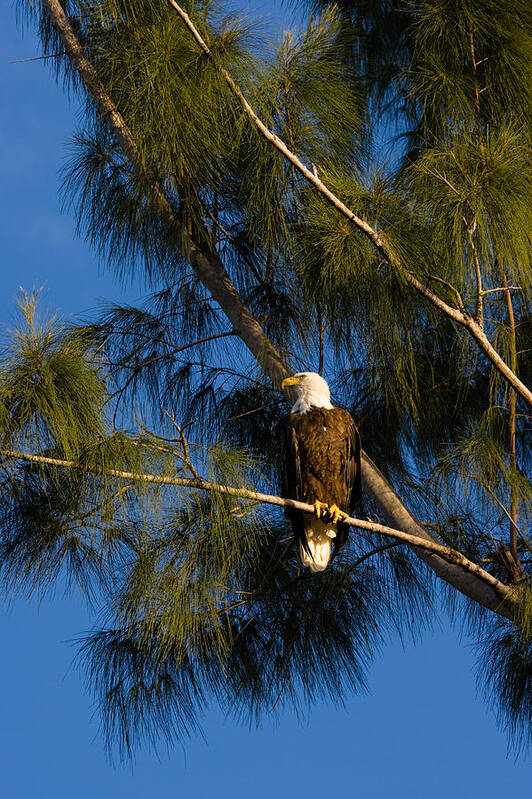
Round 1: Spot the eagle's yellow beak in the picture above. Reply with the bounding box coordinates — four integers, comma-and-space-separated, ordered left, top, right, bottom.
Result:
281, 376, 301, 389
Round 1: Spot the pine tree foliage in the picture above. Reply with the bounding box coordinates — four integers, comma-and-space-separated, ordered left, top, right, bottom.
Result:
0, 292, 106, 455
7, 0, 532, 755
78, 513, 432, 758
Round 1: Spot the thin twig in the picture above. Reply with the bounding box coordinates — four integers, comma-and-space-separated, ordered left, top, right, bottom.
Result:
193, 186, 265, 285
226, 404, 274, 422
481, 286, 522, 295
110, 330, 236, 426
73, 482, 135, 526
350, 543, 402, 569
422, 271, 465, 311
217, 599, 249, 615
423, 167, 461, 196
163, 410, 201, 479
466, 217, 484, 327
8, 52, 65, 64
467, 475, 529, 554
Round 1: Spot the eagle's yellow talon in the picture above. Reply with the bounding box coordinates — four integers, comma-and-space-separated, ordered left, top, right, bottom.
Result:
328, 504, 349, 524
313, 500, 329, 519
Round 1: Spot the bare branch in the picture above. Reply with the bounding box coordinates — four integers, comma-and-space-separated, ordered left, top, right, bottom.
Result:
163, 410, 201, 479
0, 448, 518, 616
8, 52, 65, 64
466, 217, 484, 327
423, 167, 461, 196
350, 543, 402, 569
481, 286, 522, 295
167, 0, 532, 408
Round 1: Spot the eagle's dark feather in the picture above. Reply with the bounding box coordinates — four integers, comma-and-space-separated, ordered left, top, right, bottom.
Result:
278, 407, 361, 561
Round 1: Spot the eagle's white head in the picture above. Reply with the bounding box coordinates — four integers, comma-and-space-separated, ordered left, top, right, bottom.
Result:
281, 372, 333, 414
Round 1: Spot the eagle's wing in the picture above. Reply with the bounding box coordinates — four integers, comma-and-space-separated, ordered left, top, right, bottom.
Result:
346, 415, 362, 513
277, 415, 309, 555
333, 409, 362, 557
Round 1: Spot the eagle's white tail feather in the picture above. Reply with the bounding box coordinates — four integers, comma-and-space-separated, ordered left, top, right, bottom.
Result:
301, 518, 336, 572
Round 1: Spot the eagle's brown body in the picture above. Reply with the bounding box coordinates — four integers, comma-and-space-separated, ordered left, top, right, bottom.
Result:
279, 406, 361, 569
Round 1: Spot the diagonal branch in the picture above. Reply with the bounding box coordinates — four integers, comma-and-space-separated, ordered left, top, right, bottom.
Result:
0, 447, 516, 616
350, 542, 401, 569
167, 0, 532, 408
37, 0, 525, 620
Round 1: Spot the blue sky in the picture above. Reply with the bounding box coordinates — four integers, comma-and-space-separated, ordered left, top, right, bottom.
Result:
1, 3, 530, 796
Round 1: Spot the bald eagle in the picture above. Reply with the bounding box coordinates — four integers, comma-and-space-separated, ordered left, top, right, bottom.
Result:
279, 372, 361, 571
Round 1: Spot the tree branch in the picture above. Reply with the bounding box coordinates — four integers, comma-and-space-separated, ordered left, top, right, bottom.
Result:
502, 270, 521, 573
0, 447, 516, 616
162, 409, 201, 479
166, 0, 532, 408
9, 52, 65, 64
466, 217, 484, 327
481, 286, 522, 295
350, 542, 401, 569
474, 478, 528, 551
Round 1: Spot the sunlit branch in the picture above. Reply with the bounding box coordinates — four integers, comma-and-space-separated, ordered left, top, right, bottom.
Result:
166, 0, 532, 408
481, 286, 522, 295
0, 448, 516, 606
502, 270, 520, 569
